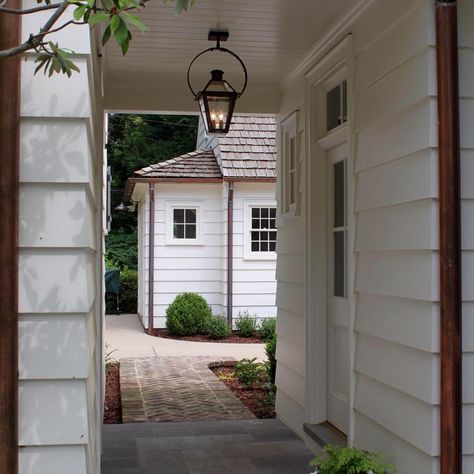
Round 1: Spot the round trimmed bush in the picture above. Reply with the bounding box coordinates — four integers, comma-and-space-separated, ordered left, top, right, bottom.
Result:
205, 316, 231, 339
166, 293, 212, 336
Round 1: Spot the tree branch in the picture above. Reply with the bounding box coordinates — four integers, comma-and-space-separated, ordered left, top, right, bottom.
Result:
0, 2, 63, 15
0, 0, 70, 58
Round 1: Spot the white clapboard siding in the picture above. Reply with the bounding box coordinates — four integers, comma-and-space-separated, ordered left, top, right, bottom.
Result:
353, 413, 439, 474
458, 0, 474, 460
351, 1, 440, 470
19, 21, 102, 473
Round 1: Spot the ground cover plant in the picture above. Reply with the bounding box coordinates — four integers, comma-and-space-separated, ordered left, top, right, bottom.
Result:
235, 311, 258, 337
309, 444, 394, 474
166, 292, 212, 336
212, 360, 275, 419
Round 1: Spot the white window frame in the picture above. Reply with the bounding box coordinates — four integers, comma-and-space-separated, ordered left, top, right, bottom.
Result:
165, 200, 204, 245
243, 200, 277, 260
280, 110, 300, 217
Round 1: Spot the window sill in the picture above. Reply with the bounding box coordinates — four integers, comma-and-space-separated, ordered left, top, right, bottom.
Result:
243, 252, 277, 261
165, 240, 204, 246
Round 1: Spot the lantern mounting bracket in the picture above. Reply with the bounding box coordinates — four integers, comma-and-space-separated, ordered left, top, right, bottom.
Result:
187, 30, 248, 98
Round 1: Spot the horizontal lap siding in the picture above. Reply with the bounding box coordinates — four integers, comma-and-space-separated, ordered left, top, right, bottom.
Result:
145, 184, 224, 327
352, 0, 440, 470
19, 43, 102, 474
230, 183, 277, 320
459, 0, 474, 461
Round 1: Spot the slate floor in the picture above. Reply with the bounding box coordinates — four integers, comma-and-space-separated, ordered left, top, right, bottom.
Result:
101, 419, 315, 474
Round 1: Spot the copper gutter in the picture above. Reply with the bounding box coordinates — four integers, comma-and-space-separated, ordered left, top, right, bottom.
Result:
0, 3, 20, 472
148, 183, 155, 332
436, 2, 462, 473
227, 181, 234, 325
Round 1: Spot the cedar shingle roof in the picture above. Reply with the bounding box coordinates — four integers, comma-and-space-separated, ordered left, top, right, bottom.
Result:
133, 149, 222, 179
218, 115, 276, 179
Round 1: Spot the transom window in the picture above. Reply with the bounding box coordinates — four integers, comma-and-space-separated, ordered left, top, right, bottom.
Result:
251, 207, 277, 252
327, 80, 347, 132
173, 208, 197, 239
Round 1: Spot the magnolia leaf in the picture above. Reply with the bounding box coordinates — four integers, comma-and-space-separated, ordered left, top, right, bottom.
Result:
123, 13, 147, 32
73, 4, 87, 21
110, 14, 121, 32
89, 12, 110, 25
113, 17, 129, 44
102, 25, 112, 46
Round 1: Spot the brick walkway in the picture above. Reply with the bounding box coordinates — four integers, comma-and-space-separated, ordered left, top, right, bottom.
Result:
120, 357, 255, 423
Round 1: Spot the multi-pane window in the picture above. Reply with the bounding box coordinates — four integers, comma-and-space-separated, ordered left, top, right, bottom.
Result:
327, 80, 348, 132
251, 207, 277, 252
173, 208, 197, 239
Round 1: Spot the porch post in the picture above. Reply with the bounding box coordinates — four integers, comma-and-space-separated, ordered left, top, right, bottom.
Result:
227, 181, 234, 326
0, 2, 20, 473
148, 182, 155, 331
435, 1, 462, 473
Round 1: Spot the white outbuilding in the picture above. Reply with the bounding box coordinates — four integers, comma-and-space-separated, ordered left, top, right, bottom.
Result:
125, 116, 277, 329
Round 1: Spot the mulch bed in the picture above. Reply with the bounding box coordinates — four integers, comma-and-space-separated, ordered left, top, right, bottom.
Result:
211, 366, 276, 419
148, 328, 263, 344
103, 362, 122, 424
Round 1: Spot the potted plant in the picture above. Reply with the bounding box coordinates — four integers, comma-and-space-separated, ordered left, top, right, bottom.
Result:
309, 444, 395, 474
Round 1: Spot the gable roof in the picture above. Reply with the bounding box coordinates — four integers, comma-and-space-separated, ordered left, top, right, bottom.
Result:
217, 115, 276, 180
133, 149, 222, 179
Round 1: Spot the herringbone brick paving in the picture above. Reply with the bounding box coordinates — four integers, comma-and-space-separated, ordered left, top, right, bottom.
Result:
120, 356, 255, 423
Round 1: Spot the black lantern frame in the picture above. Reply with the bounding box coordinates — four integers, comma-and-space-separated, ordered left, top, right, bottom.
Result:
187, 31, 248, 134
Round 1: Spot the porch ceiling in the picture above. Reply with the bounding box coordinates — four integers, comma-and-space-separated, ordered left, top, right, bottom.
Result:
102, 0, 354, 113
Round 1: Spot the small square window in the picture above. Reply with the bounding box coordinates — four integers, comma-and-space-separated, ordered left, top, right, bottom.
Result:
173, 208, 197, 240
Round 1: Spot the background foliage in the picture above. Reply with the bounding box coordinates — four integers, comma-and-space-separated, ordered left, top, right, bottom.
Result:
105, 113, 198, 312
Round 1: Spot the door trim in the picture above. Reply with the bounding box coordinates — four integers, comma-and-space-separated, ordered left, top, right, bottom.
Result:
304, 36, 355, 443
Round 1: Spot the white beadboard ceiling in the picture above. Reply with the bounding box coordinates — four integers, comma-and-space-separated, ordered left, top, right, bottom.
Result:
102, 0, 355, 113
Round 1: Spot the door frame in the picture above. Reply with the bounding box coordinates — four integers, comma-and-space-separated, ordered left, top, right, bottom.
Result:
303, 35, 356, 442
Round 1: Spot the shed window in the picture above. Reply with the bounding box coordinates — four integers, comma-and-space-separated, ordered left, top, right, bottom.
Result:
251, 207, 277, 252
173, 208, 197, 239
327, 80, 347, 131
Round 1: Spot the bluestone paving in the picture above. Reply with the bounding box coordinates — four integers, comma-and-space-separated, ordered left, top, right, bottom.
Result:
102, 420, 315, 473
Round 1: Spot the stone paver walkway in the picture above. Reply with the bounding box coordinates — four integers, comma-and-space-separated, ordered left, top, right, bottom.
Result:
101, 419, 315, 474
120, 357, 255, 423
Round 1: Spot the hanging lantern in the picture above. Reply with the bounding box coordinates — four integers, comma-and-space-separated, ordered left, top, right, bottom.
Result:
187, 31, 248, 134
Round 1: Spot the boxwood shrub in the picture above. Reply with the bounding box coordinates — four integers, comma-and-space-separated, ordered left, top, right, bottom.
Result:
166, 292, 212, 336
205, 315, 231, 339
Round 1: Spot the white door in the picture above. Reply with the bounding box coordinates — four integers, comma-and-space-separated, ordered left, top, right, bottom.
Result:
326, 142, 349, 434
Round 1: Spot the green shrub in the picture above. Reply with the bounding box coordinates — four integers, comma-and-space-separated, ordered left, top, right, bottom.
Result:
259, 318, 276, 341
234, 358, 267, 388
166, 292, 212, 336
309, 444, 394, 474
205, 316, 231, 339
265, 335, 277, 386
235, 311, 258, 337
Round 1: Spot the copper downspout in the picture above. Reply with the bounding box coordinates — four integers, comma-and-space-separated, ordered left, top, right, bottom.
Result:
148, 183, 155, 332
0, 3, 20, 473
436, 2, 462, 473
227, 181, 234, 326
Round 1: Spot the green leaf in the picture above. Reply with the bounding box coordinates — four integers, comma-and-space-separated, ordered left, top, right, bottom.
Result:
73, 4, 87, 20
88, 12, 110, 25
110, 14, 121, 32
122, 12, 147, 32
112, 17, 130, 47
102, 25, 112, 46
